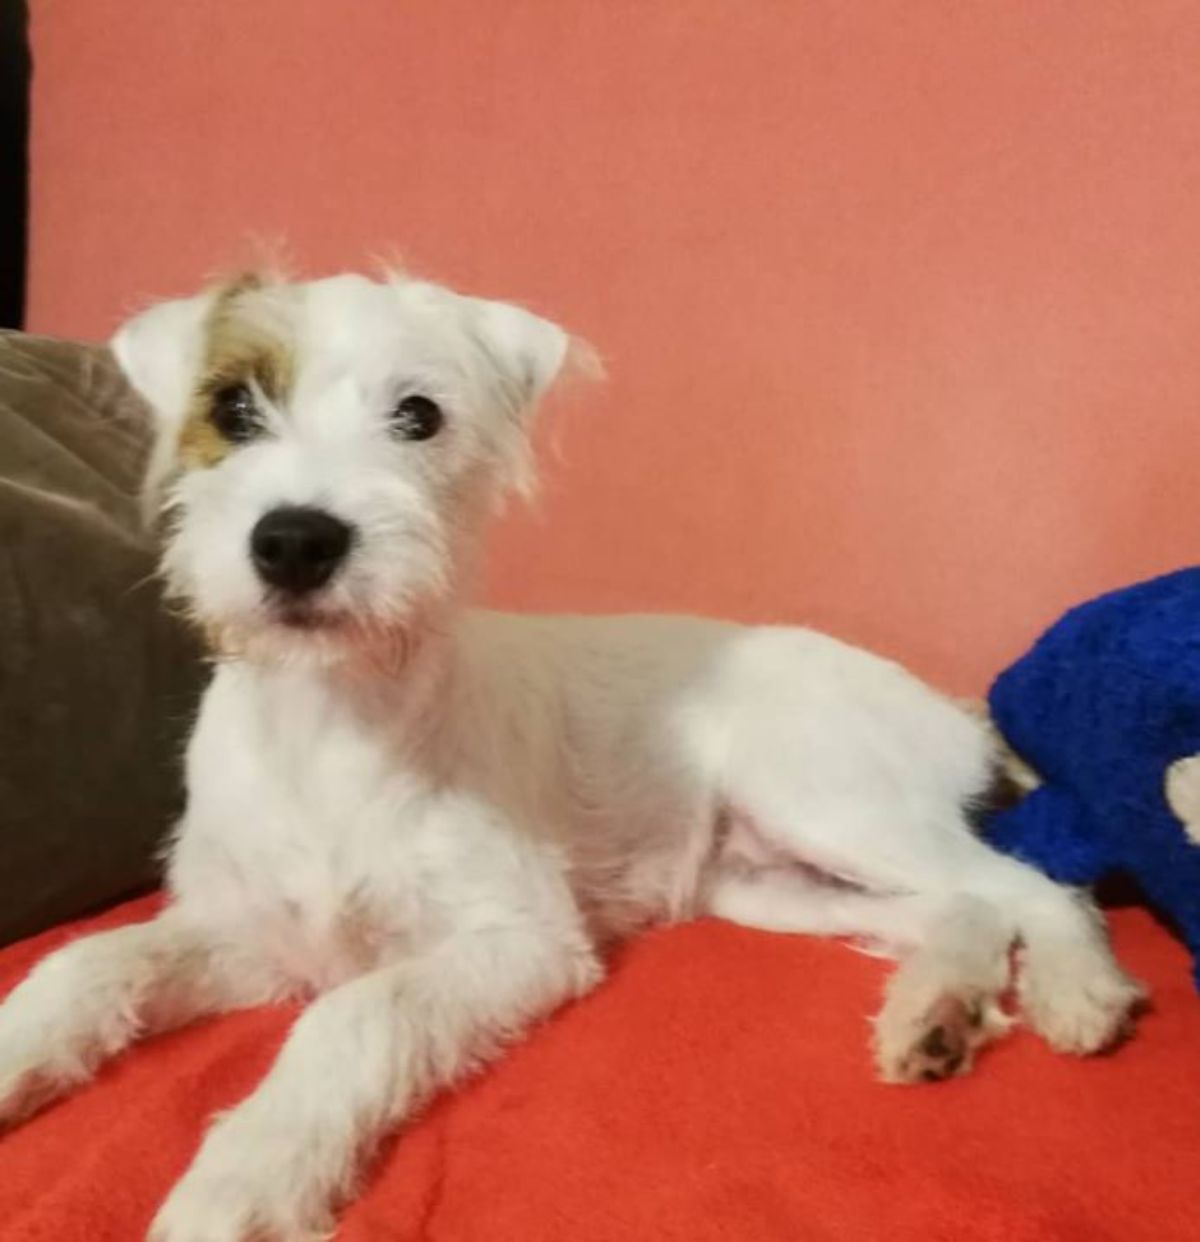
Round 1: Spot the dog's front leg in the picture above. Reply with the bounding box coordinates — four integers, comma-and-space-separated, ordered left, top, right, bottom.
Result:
0, 909, 242, 1127
149, 922, 602, 1242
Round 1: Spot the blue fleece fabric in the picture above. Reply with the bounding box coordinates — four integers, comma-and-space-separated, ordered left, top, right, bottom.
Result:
985, 567, 1200, 991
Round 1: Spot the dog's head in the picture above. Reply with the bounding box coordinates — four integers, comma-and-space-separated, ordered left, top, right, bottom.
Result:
112, 270, 575, 663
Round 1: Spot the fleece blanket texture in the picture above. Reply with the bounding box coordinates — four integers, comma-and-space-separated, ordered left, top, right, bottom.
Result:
0, 895, 1195, 1241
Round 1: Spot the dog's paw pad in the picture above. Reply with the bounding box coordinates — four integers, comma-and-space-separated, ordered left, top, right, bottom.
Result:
896, 998, 974, 1084
875, 989, 1006, 1085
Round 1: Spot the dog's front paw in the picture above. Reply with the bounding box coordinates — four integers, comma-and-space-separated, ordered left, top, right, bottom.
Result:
0, 1052, 50, 1130
150, 1170, 332, 1242
0, 1063, 68, 1132
0, 1007, 81, 1130
149, 1115, 335, 1242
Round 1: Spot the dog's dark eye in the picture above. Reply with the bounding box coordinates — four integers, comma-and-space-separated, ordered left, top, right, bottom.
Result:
390, 394, 443, 441
210, 384, 261, 443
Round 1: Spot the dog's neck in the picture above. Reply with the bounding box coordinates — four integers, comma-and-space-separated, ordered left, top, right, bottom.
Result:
224, 610, 462, 760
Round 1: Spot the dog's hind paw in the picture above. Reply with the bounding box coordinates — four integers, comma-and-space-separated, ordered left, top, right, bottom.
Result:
874, 988, 1012, 1085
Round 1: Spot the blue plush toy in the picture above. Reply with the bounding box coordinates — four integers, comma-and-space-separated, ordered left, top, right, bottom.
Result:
985, 567, 1200, 992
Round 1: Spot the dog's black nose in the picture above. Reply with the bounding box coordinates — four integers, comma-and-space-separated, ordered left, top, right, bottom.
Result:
250, 506, 353, 594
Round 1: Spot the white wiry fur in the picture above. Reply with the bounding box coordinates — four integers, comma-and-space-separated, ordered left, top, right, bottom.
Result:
0, 270, 1143, 1240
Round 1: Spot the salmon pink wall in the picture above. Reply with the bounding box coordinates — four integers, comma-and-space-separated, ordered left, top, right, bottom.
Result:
27, 1, 1200, 692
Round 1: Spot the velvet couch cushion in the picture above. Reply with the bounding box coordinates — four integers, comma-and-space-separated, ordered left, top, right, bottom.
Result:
0, 331, 202, 945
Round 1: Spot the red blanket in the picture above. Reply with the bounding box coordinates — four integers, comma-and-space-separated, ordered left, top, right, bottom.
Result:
1, 898, 1195, 1241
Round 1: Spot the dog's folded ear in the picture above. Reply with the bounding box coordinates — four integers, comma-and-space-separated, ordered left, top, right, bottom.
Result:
469, 298, 579, 413
110, 292, 216, 521
110, 292, 215, 423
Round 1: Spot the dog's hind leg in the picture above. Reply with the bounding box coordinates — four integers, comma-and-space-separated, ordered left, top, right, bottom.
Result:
700, 633, 1140, 1077
870, 893, 1016, 1082
706, 860, 1017, 1081
850, 820, 1145, 1065
705, 862, 933, 951
714, 791, 1143, 1077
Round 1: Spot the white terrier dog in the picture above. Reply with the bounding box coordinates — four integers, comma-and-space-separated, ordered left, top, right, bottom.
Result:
0, 270, 1143, 1241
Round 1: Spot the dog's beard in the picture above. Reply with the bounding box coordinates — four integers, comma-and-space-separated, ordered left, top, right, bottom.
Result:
197, 602, 419, 674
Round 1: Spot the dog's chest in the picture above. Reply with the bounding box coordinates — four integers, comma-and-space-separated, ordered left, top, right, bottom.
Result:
179, 806, 429, 992
174, 673, 440, 991
255, 836, 419, 991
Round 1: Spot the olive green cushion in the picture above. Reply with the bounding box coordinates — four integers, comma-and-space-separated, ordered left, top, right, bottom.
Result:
0, 330, 203, 945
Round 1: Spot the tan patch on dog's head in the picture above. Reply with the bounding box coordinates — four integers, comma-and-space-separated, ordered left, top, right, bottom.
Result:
178, 273, 296, 469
